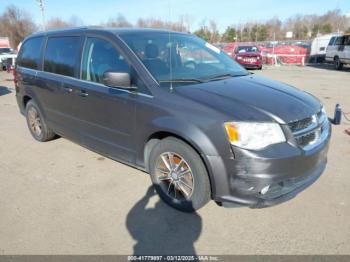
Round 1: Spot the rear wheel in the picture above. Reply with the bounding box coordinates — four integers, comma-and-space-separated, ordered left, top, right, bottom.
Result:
149, 137, 211, 212
25, 100, 56, 142
334, 57, 343, 70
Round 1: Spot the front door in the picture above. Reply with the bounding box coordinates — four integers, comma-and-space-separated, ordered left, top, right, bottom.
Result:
68, 36, 138, 163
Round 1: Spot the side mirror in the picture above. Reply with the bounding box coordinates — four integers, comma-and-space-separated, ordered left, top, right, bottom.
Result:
102, 71, 133, 89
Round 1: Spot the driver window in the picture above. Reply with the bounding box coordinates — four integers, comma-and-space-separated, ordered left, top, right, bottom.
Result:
82, 37, 130, 84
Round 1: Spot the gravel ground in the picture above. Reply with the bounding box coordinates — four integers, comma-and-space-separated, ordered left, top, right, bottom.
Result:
0, 65, 349, 255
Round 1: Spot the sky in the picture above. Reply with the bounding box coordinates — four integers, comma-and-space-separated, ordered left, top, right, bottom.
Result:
1, 0, 350, 32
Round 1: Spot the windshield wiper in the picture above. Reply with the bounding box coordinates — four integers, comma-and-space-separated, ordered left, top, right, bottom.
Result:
206, 73, 248, 82
159, 78, 205, 83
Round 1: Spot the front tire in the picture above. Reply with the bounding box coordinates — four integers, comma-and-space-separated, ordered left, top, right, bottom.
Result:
334, 57, 343, 70
149, 137, 211, 212
25, 100, 56, 142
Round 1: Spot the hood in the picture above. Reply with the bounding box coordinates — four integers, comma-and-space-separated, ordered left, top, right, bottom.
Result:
174, 74, 321, 123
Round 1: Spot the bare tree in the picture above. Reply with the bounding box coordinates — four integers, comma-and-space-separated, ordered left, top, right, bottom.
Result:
135, 17, 187, 32
105, 14, 132, 27
46, 17, 72, 30
69, 15, 84, 27
209, 20, 220, 43
0, 5, 37, 49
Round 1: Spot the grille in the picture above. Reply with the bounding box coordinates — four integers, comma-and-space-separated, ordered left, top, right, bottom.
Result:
288, 110, 326, 149
317, 111, 322, 119
295, 132, 316, 147
288, 117, 313, 132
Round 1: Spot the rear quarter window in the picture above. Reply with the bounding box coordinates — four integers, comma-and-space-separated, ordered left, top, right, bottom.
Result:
44, 36, 81, 77
17, 37, 44, 69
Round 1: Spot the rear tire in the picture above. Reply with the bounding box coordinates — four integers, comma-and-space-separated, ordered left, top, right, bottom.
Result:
149, 137, 211, 212
25, 100, 56, 142
334, 57, 343, 70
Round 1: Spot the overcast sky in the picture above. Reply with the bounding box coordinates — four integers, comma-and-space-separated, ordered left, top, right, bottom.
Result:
1, 0, 350, 32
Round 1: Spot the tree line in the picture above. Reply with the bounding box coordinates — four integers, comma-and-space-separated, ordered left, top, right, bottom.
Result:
1, 5, 350, 49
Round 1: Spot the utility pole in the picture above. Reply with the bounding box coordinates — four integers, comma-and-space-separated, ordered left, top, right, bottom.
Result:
36, 0, 46, 31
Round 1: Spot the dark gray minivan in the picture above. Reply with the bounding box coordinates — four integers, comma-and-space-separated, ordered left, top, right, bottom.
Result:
15, 28, 331, 212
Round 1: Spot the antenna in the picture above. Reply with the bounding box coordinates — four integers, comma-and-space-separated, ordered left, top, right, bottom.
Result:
168, 0, 173, 91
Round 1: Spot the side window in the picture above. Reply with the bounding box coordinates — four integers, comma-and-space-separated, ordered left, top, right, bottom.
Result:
44, 36, 80, 77
335, 37, 344, 46
17, 37, 44, 69
345, 36, 350, 46
81, 37, 130, 84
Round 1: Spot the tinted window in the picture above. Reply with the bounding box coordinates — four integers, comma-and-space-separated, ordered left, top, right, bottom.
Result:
44, 36, 80, 77
335, 36, 344, 45
345, 36, 350, 46
81, 37, 130, 84
17, 37, 44, 69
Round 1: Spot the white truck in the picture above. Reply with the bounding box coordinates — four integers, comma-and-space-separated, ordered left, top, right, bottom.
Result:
0, 37, 17, 71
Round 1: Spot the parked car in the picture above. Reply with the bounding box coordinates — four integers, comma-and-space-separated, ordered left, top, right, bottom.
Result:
15, 28, 331, 212
233, 45, 262, 69
325, 33, 350, 70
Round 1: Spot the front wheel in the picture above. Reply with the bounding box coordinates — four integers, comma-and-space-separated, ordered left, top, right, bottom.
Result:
149, 137, 211, 212
334, 57, 343, 70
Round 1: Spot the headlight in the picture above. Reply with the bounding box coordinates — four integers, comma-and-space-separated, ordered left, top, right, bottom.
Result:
236, 56, 242, 60
224, 122, 286, 150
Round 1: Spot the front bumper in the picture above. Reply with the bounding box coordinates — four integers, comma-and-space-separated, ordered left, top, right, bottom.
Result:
236, 60, 262, 69
208, 122, 331, 208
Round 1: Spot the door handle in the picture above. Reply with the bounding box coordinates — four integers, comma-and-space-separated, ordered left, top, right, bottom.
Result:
77, 89, 89, 97
63, 86, 73, 93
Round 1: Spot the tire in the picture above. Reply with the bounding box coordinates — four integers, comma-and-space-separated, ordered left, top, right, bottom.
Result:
334, 57, 343, 70
25, 100, 56, 142
149, 137, 211, 212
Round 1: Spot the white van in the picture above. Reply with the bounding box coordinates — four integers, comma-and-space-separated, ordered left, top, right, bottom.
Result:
325, 33, 350, 70
310, 34, 339, 62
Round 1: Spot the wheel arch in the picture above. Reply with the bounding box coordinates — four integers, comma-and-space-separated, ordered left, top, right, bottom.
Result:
23, 95, 32, 109
142, 117, 221, 198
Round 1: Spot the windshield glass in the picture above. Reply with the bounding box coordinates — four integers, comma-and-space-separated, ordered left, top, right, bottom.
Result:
236, 46, 259, 53
120, 32, 248, 87
0, 48, 12, 53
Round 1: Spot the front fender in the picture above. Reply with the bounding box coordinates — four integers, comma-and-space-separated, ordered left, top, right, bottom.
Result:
150, 116, 220, 156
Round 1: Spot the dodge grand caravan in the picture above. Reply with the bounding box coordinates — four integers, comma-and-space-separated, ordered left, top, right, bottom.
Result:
15, 28, 331, 212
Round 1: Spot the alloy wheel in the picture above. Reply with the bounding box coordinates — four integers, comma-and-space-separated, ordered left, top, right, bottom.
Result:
28, 107, 42, 137
155, 152, 194, 201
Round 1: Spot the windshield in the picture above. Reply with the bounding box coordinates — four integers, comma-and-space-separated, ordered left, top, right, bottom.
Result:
120, 32, 248, 87
0, 48, 12, 53
236, 46, 260, 53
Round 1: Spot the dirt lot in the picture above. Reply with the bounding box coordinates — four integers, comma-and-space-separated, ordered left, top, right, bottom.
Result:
0, 65, 349, 255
